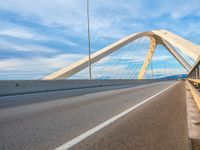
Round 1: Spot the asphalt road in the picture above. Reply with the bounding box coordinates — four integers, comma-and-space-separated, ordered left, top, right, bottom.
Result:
0, 81, 189, 150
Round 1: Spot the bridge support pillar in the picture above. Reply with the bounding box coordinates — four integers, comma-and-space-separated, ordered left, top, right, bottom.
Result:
137, 36, 157, 79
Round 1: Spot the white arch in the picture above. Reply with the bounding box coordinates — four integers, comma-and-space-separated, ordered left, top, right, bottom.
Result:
43, 29, 200, 80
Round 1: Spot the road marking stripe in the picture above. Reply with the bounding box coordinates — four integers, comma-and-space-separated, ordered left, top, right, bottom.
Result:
55, 82, 178, 150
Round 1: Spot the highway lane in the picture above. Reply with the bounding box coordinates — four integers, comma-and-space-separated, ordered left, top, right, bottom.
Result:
0, 81, 188, 150
72, 81, 189, 150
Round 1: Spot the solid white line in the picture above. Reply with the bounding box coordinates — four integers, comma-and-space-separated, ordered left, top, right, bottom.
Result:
55, 82, 178, 150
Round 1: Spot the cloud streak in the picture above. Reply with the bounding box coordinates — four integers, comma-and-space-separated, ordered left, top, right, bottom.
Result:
0, 53, 86, 79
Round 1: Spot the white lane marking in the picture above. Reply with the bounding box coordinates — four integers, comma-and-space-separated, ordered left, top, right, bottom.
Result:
55, 82, 178, 150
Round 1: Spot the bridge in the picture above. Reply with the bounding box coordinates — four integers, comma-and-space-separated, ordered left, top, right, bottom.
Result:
1, 29, 200, 150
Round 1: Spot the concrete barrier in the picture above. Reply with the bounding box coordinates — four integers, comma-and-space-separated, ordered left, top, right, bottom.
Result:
0, 79, 162, 96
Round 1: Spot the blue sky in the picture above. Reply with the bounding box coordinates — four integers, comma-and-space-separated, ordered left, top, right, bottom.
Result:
0, 0, 200, 79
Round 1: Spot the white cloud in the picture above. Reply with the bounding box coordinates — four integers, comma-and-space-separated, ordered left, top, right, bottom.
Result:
0, 0, 87, 32
0, 59, 24, 69
0, 53, 86, 79
0, 54, 86, 71
0, 0, 199, 41
152, 55, 171, 61
144, 68, 187, 78
0, 40, 57, 53
0, 28, 35, 39
0, 25, 79, 46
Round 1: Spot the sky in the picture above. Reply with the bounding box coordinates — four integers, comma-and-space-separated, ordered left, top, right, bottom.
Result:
0, 0, 200, 79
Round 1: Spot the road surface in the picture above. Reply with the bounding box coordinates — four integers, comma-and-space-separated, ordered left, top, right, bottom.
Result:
0, 81, 189, 150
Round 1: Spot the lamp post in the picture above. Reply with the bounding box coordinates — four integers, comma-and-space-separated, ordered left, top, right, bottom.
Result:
87, 0, 92, 80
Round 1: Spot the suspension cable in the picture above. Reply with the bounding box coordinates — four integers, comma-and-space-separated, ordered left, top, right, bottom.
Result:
125, 38, 146, 79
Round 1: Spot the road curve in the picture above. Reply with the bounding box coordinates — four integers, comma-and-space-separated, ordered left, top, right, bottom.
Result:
0, 81, 189, 150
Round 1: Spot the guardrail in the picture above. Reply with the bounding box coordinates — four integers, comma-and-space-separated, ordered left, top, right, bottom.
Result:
186, 79, 200, 110
187, 78, 200, 84
0, 79, 162, 97
186, 57, 200, 150
187, 55, 200, 110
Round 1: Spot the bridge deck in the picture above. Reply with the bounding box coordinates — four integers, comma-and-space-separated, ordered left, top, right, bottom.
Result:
73, 81, 189, 150
0, 81, 189, 150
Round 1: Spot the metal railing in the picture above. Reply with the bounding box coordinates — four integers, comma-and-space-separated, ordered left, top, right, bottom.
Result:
187, 57, 200, 110
186, 80, 200, 109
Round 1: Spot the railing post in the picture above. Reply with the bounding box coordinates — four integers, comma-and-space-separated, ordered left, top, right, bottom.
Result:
197, 65, 200, 89
196, 68, 199, 88
198, 64, 200, 79
198, 65, 200, 79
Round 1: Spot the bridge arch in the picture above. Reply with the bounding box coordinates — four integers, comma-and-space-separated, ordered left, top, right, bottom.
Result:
43, 29, 200, 80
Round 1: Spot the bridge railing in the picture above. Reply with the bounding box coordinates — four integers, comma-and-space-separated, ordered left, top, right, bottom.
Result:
186, 80, 200, 109
187, 57, 200, 110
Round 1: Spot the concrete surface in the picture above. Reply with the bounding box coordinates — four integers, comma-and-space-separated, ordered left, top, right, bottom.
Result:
185, 82, 200, 150
0, 79, 161, 96
0, 80, 164, 108
186, 85, 200, 140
